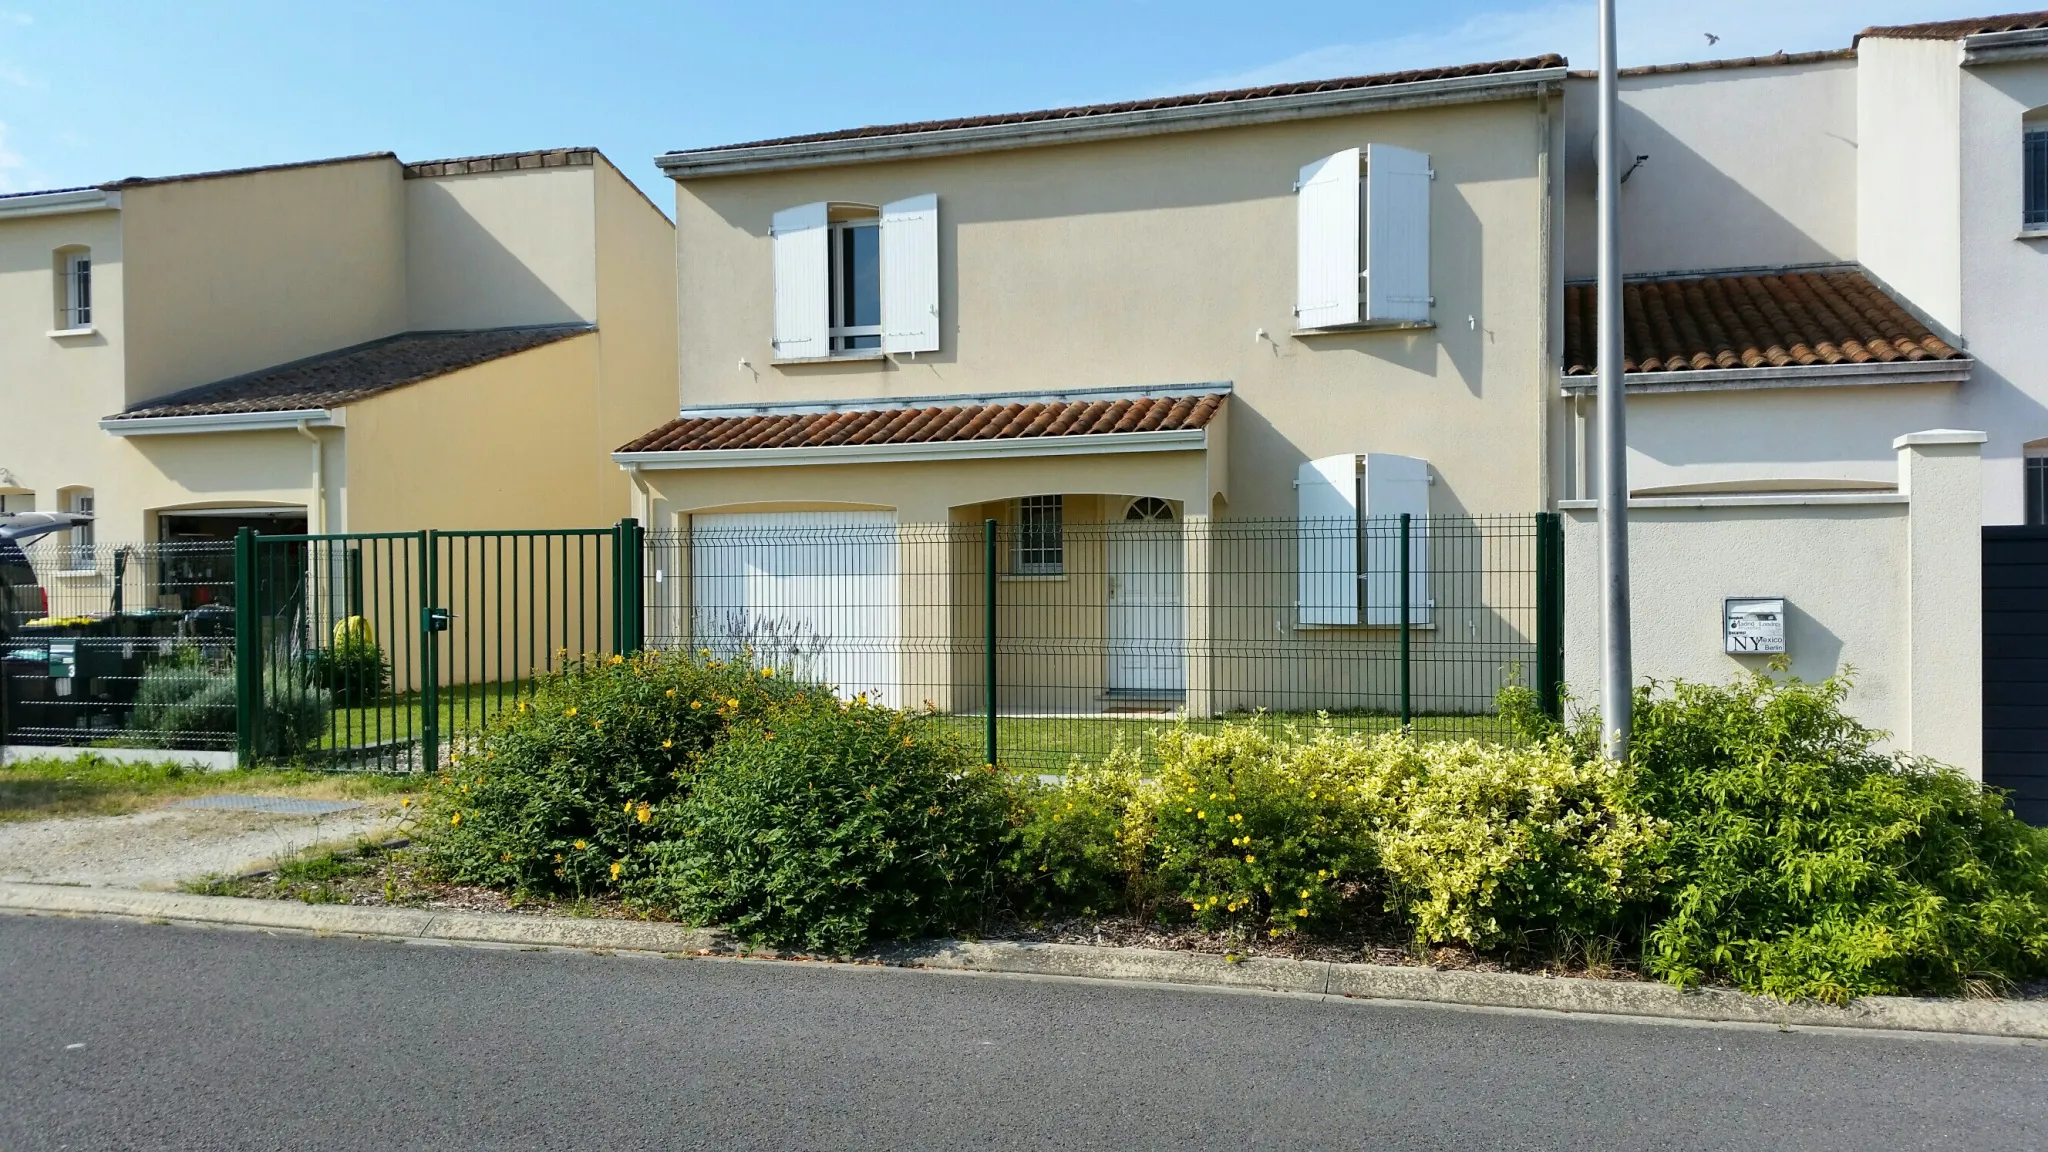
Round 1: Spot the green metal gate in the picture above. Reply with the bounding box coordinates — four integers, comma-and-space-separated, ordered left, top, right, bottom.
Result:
235, 520, 643, 771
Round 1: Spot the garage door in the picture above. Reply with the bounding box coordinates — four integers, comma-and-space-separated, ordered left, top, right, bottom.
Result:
691, 512, 900, 704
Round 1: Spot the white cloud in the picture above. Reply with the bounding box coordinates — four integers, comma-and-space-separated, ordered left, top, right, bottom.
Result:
1173, 0, 2013, 92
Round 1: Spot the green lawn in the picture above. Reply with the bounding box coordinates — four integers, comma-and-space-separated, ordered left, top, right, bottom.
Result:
935, 710, 1516, 771
0, 752, 415, 823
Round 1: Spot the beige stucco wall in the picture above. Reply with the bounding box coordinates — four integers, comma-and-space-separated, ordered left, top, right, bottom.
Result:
343, 331, 605, 531
0, 206, 125, 525
119, 157, 407, 407
1563, 435, 1985, 775
1859, 38, 1965, 335
591, 159, 681, 520
1562, 60, 1859, 279
405, 166, 597, 331
669, 96, 1556, 520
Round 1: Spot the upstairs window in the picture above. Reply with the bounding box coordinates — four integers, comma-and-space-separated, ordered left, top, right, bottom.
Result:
771, 195, 939, 359
1295, 144, 1432, 328
2026, 125, 2048, 232
54, 246, 91, 330
2028, 447, 2048, 524
59, 488, 94, 572
1012, 495, 1064, 576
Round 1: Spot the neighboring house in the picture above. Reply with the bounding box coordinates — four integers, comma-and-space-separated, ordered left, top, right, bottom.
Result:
0, 148, 677, 564
618, 57, 1574, 717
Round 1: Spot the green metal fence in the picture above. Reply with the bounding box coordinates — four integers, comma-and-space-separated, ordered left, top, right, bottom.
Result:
235, 521, 641, 771
644, 513, 1565, 772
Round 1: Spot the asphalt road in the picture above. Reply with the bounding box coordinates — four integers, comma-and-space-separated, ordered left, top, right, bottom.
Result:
3, 914, 2045, 1151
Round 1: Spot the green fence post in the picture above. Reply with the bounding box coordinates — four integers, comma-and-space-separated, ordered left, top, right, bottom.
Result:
1535, 511, 1565, 720
984, 518, 998, 769
420, 529, 438, 772
615, 517, 643, 654
1399, 513, 1412, 729
233, 527, 258, 765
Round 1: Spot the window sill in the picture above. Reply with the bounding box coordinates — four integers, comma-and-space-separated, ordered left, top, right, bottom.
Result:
1292, 319, 1436, 336
2020, 230, 2048, 240
47, 326, 96, 339
1001, 573, 1067, 583
772, 351, 887, 366
51, 570, 100, 579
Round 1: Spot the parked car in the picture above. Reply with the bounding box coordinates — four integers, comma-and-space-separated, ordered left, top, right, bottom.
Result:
1, 535, 46, 636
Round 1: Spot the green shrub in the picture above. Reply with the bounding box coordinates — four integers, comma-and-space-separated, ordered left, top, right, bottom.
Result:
1349, 733, 1662, 951
306, 641, 389, 707
131, 654, 237, 746
420, 651, 809, 895
1141, 724, 1378, 938
1006, 748, 1146, 918
637, 698, 1011, 955
1625, 672, 2048, 1003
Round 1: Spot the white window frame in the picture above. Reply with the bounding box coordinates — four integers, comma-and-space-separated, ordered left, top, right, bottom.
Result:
2025, 125, 2048, 232
1012, 495, 1064, 576
828, 216, 882, 354
58, 249, 91, 330
65, 490, 95, 573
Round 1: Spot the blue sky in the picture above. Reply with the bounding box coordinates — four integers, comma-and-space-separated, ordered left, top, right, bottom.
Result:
0, 1, 2009, 210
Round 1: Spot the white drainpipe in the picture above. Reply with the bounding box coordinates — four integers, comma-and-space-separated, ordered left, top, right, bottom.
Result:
295, 420, 326, 534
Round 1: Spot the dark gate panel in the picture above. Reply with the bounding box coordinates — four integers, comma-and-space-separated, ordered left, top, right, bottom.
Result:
1983, 526, 2048, 824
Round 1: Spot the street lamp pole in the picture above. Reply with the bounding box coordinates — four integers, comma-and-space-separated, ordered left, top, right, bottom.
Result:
1597, 0, 1633, 760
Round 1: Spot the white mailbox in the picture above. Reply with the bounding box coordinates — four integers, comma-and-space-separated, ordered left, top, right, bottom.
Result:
1724, 598, 1787, 655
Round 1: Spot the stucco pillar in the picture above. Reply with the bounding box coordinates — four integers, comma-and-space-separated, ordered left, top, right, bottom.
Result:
898, 523, 958, 713
1896, 429, 1987, 778
1183, 515, 1215, 717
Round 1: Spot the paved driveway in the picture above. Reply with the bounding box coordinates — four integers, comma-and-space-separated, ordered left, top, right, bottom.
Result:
2, 914, 2044, 1151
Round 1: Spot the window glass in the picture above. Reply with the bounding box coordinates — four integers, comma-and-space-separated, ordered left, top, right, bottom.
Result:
2029, 455, 2048, 526
1013, 495, 1064, 575
65, 490, 94, 571
2027, 127, 2048, 232
70, 254, 91, 327
831, 220, 881, 351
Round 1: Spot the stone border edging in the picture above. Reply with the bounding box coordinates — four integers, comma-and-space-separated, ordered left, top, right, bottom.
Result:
5, 881, 2044, 1040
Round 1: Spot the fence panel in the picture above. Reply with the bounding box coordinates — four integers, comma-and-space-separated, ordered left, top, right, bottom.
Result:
1, 540, 237, 752
647, 515, 1556, 773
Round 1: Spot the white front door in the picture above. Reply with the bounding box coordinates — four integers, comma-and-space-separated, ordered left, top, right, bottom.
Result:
690, 511, 900, 703
1107, 498, 1185, 697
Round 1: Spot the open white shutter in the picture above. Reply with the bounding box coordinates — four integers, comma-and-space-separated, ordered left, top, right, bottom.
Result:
1364, 144, 1431, 323
1295, 149, 1361, 330
1297, 454, 1360, 626
880, 193, 939, 354
1360, 453, 1430, 627
771, 202, 829, 358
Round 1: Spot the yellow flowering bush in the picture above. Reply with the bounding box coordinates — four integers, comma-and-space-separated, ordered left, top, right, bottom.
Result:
1007, 746, 1148, 917
1140, 724, 1378, 937
419, 650, 811, 895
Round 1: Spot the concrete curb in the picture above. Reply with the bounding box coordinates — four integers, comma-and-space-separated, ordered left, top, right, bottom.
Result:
6, 881, 2044, 1039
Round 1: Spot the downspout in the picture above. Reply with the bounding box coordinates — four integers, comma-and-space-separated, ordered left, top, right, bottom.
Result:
295, 420, 326, 534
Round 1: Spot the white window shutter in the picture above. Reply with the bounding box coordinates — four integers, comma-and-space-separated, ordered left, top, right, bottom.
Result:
771, 202, 829, 358
1297, 454, 1360, 626
1364, 144, 1431, 323
1360, 453, 1430, 627
1295, 149, 1361, 330
880, 193, 939, 354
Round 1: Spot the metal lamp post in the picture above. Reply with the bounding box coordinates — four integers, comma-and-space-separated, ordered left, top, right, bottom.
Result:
1597, 0, 1634, 760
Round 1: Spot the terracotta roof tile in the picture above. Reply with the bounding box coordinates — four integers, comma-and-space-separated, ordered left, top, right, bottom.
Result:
619, 393, 1227, 454
110, 325, 593, 419
1567, 49, 1855, 80
1561, 269, 1963, 377
1859, 10, 2048, 40
680, 56, 1566, 154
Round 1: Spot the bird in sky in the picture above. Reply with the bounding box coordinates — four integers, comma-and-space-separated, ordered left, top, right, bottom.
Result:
1705, 32, 1721, 45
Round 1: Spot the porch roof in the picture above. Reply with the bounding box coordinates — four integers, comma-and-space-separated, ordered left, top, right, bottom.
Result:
616, 388, 1228, 464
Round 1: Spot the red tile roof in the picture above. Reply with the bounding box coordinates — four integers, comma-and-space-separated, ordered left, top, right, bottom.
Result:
1562, 269, 1964, 377
619, 393, 1227, 454
1567, 49, 1855, 80
679, 56, 1566, 154
1859, 10, 2048, 40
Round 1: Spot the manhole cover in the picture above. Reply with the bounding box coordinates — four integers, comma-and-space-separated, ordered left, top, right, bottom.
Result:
170, 795, 364, 816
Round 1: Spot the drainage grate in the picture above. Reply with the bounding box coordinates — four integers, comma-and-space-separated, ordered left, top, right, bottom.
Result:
169, 795, 364, 816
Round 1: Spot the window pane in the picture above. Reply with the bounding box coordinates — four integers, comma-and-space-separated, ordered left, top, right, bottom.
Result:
2030, 457, 2048, 525
2027, 129, 2048, 231
847, 222, 880, 327
1014, 495, 1064, 574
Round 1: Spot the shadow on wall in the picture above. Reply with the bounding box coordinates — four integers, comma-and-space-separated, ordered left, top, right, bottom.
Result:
1561, 78, 1852, 278
407, 181, 585, 331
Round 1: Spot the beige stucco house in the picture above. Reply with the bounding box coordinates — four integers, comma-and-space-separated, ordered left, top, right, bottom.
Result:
617, 57, 1576, 721
0, 147, 676, 560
